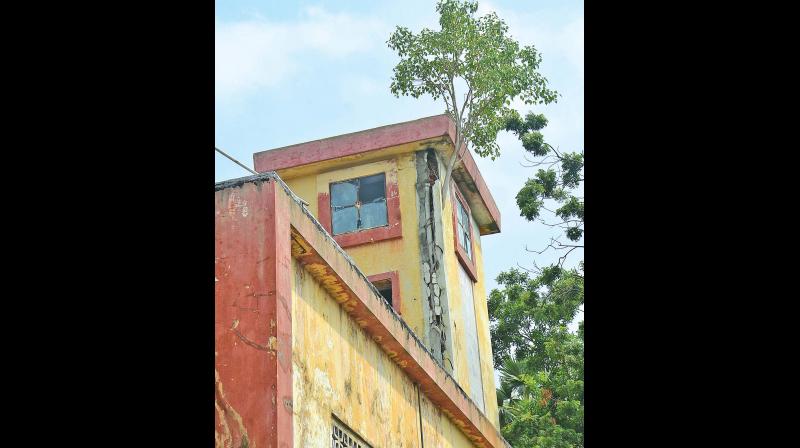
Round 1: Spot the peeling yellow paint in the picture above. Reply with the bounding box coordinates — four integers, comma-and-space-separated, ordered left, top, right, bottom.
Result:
280, 140, 500, 434
441, 186, 500, 422
291, 257, 480, 447
268, 336, 278, 352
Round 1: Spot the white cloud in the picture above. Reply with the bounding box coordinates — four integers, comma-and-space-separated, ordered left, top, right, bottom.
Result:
215, 7, 389, 100
560, 16, 584, 79
473, 3, 584, 79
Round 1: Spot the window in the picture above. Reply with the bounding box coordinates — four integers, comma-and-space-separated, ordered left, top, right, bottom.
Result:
456, 198, 472, 261
316, 160, 403, 248
367, 271, 401, 315
452, 186, 478, 282
330, 173, 388, 235
332, 416, 372, 448
371, 279, 393, 307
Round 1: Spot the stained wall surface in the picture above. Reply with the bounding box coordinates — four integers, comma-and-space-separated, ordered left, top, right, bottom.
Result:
441, 185, 500, 425
263, 136, 501, 430
215, 179, 293, 448
216, 172, 507, 448
282, 145, 428, 339
291, 256, 479, 447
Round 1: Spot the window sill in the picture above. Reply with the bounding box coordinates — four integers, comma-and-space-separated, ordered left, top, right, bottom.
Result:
331, 223, 402, 248
455, 242, 478, 282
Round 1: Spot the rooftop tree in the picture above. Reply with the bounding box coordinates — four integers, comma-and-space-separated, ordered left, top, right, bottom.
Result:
387, 0, 558, 205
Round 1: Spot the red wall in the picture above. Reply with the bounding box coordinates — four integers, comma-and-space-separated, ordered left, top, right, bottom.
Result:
215, 179, 292, 448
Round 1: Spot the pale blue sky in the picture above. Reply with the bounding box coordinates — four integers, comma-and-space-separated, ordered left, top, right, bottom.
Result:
215, 1, 584, 322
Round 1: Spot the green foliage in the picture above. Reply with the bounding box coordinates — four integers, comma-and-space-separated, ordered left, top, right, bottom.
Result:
488, 267, 583, 367
505, 112, 584, 245
493, 104, 583, 447
489, 267, 584, 448
521, 131, 546, 156
387, 0, 558, 161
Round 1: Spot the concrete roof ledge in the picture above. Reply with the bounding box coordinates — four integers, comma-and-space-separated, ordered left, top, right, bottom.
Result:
252, 114, 501, 235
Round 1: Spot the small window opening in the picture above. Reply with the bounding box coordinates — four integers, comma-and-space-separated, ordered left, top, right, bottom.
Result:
371, 279, 393, 307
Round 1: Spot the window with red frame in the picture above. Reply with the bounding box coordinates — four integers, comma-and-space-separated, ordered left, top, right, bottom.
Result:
455, 197, 472, 261
367, 271, 401, 315
329, 173, 388, 235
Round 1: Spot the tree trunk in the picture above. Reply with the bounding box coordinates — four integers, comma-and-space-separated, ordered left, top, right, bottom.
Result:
440, 123, 464, 209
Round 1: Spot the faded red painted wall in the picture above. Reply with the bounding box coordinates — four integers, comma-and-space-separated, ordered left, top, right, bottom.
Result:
215, 179, 292, 448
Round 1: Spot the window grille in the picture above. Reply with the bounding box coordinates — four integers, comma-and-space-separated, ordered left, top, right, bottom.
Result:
331, 416, 372, 448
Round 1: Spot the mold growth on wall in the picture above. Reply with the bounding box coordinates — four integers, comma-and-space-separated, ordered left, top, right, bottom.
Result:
290, 258, 423, 448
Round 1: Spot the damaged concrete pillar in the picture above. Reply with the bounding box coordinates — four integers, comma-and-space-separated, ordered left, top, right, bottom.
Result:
416, 148, 455, 374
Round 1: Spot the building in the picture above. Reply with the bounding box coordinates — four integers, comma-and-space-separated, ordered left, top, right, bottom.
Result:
215, 115, 508, 447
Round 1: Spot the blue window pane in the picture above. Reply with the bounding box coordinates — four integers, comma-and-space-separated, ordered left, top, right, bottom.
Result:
332, 206, 358, 235
456, 199, 472, 260
458, 201, 469, 228
359, 173, 386, 203
331, 180, 358, 207
360, 201, 388, 229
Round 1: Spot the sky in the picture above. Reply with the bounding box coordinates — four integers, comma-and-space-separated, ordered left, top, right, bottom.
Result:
215, 0, 584, 327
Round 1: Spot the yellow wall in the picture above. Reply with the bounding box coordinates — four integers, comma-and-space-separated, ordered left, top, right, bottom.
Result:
291, 257, 479, 447
285, 153, 426, 338
440, 190, 498, 422
281, 141, 499, 428
464, 199, 500, 424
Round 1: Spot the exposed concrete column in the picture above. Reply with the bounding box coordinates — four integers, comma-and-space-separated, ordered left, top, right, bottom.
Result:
415, 148, 455, 374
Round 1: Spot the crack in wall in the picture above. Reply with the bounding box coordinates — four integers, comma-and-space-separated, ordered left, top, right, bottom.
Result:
229, 319, 278, 354
416, 148, 454, 373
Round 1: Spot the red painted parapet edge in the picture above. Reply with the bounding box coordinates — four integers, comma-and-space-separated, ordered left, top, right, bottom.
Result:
215, 178, 293, 448
253, 114, 501, 233
274, 176, 507, 448
366, 271, 401, 315
253, 115, 453, 172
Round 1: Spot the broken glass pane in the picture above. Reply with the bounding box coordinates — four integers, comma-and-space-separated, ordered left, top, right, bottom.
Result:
359, 173, 386, 203
360, 201, 388, 229
331, 180, 358, 207
332, 206, 358, 235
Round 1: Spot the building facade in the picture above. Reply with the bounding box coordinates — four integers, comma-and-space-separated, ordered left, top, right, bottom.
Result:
215, 115, 507, 447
